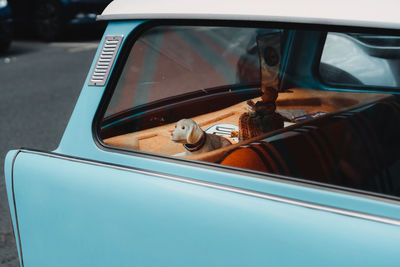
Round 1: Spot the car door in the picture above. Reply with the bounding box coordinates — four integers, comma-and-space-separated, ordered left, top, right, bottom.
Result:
5, 20, 400, 267
6, 148, 400, 267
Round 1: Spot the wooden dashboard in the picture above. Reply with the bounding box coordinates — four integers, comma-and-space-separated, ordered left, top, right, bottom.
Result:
103, 88, 390, 158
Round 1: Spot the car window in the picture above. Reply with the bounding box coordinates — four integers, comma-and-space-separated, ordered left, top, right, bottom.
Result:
319, 32, 400, 88
98, 24, 400, 199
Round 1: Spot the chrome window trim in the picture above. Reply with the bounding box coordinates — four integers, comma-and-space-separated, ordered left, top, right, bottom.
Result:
13, 148, 400, 227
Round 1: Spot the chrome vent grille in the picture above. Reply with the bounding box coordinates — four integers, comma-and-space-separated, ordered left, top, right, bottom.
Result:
88, 35, 123, 86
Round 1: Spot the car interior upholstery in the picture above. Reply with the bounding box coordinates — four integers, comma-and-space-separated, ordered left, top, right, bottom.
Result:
219, 95, 400, 195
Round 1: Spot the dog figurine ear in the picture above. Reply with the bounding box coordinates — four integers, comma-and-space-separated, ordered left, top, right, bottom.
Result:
186, 122, 201, 144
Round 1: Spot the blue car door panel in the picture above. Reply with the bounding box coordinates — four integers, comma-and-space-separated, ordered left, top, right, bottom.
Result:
6, 149, 400, 266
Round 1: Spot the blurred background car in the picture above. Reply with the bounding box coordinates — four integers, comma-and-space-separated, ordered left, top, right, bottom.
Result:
8, 0, 111, 41
0, 0, 12, 52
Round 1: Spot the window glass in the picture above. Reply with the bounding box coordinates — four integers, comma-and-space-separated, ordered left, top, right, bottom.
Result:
105, 26, 269, 118
100, 24, 400, 199
320, 33, 400, 87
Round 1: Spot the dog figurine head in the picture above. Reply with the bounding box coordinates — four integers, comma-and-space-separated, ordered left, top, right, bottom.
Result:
171, 119, 232, 156
171, 119, 203, 145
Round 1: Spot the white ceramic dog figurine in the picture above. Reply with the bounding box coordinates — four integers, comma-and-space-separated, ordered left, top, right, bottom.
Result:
171, 119, 232, 155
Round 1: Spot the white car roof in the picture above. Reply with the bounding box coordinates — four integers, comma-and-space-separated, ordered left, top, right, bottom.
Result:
99, 0, 400, 29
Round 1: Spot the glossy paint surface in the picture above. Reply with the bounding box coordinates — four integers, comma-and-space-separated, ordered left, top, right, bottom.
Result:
11, 151, 400, 266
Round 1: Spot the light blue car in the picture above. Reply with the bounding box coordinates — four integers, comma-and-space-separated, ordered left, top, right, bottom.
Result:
4, 0, 400, 266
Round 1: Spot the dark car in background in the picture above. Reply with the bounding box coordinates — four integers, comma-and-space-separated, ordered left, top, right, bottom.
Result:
8, 0, 112, 41
0, 0, 12, 52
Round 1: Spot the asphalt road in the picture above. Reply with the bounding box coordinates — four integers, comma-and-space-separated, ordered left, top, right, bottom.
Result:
0, 29, 101, 266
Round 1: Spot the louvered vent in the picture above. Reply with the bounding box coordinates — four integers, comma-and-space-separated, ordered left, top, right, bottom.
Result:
88, 35, 123, 86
